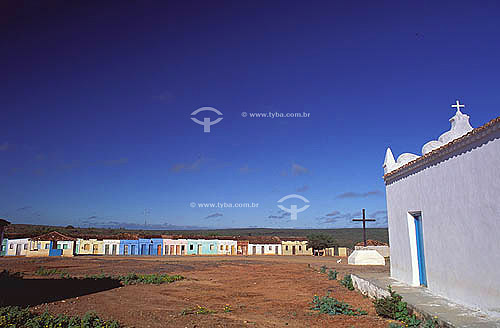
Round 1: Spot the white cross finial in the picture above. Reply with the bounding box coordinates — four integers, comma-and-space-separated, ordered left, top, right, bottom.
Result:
451, 100, 465, 113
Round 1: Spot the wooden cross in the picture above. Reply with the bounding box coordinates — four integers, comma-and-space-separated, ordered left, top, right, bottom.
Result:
352, 209, 376, 247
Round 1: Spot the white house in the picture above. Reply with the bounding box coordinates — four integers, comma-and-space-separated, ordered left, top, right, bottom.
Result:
383, 101, 500, 316
6, 238, 29, 256
248, 236, 282, 255
217, 239, 237, 255
103, 239, 120, 255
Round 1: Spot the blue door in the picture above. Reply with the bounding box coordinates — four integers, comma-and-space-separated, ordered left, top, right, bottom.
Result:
414, 215, 427, 286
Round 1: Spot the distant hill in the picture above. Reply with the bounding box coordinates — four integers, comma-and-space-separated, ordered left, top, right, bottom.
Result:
4, 224, 388, 249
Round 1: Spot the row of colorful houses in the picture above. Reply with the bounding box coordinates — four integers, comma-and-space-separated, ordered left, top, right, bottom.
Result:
1, 232, 323, 257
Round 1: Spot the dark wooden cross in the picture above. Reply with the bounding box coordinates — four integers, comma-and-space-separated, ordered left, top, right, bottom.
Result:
352, 209, 376, 247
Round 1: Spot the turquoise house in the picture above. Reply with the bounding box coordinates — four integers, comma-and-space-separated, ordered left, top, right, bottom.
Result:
186, 239, 218, 255
1, 238, 7, 256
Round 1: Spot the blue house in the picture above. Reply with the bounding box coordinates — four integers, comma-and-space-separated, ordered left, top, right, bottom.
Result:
120, 239, 139, 255
138, 238, 163, 256
187, 239, 218, 255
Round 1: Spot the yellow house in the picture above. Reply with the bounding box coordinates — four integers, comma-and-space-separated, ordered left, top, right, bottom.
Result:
281, 238, 312, 256
76, 238, 104, 255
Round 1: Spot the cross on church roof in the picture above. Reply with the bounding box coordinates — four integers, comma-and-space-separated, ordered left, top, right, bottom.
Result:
451, 100, 465, 113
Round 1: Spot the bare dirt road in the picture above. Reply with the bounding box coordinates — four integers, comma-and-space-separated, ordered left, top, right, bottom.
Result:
1, 255, 392, 328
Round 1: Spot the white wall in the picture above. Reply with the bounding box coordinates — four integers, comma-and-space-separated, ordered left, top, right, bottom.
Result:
248, 243, 281, 255
385, 128, 500, 316
6, 238, 29, 256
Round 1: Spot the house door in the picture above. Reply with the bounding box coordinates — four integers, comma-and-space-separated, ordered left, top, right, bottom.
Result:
16, 244, 22, 256
414, 215, 427, 286
176, 245, 180, 255
170, 245, 174, 255
124, 245, 129, 255
261, 246, 265, 254
157, 245, 162, 255
275, 246, 279, 255
292, 246, 296, 255
93, 244, 98, 254
112, 244, 117, 255
252, 245, 256, 254
197, 244, 202, 255
105, 245, 110, 255
131, 245, 136, 254
148, 244, 153, 255
231, 245, 235, 255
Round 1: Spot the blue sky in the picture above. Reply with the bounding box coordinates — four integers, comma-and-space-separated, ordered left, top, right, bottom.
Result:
1, 1, 499, 229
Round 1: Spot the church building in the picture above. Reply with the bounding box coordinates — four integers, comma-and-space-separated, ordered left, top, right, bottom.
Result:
383, 101, 500, 316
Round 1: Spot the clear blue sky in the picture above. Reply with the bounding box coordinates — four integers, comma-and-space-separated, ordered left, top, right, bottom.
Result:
1, 1, 499, 229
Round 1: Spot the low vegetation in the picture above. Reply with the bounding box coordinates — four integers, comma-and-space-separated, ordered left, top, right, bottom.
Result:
0, 306, 120, 327
373, 286, 421, 328
340, 274, 354, 290
327, 269, 338, 280
310, 294, 367, 316
181, 305, 216, 315
35, 267, 70, 278
84, 272, 184, 285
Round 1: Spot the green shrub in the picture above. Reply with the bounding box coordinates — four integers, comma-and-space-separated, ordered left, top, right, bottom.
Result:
310, 294, 367, 316
327, 269, 338, 280
0, 306, 120, 327
320, 265, 327, 274
373, 286, 421, 328
340, 274, 354, 290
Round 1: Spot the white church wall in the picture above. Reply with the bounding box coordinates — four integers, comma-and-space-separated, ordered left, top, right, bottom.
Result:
385, 127, 500, 316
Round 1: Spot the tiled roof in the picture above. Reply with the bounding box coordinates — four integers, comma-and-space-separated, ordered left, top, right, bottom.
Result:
356, 239, 388, 246
384, 116, 500, 183
31, 231, 76, 241
0, 219, 10, 227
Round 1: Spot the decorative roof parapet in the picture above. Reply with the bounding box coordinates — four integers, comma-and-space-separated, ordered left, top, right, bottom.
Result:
383, 114, 500, 183
383, 101, 474, 175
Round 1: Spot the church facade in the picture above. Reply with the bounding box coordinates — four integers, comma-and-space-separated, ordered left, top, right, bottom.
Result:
383, 102, 500, 316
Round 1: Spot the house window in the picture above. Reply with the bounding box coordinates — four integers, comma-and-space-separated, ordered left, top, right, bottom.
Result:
225, 245, 229, 251
220, 245, 224, 250
285, 246, 289, 251
57, 244, 62, 249
299, 246, 302, 251
63, 244, 68, 249
84, 244, 90, 251
210, 244, 214, 251
190, 244, 194, 250
45, 244, 49, 249
269, 246, 272, 250
24, 244, 28, 250
9, 244, 14, 249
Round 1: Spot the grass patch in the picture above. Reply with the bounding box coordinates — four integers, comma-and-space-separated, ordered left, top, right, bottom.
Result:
0, 306, 120, 327
84, 273, 185, 285
35, 267, 70, 278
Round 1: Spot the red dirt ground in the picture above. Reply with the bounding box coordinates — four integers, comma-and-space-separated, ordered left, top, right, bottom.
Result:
1, 255, 392, 328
